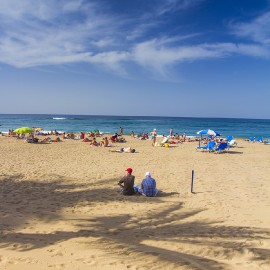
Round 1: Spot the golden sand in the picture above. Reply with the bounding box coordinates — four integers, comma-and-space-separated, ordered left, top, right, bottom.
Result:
0, 135, 270, 269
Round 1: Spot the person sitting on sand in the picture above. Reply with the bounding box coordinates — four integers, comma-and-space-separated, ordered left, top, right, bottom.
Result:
82, 137, 91, 142
25, 134, 38, 143
117, 136, 126, 143
90, 138, 99, 146
88, 132, 95, 138
139, 133, 148, 140
118, 168, 135, 196
40, 137, 52, 143
130, 131, 135, 137
66, 133, 73, 139
110, 133, 119, 143
52, 137, 62, 142
174, 133, 180, 140
18, 133, 26, 139
110, 147, 135, 153
100, 137, 109, 147
135, 172, 159, 197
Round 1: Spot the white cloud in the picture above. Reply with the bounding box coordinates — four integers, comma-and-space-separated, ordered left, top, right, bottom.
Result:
0, 0, 126, 69
231, 12, 270, 44
154, 0, 202, 16
131, 39, 270, 73
0, 0, 269, 76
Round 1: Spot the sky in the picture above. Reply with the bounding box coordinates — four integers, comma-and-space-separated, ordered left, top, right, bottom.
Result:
0, 0, 270, 118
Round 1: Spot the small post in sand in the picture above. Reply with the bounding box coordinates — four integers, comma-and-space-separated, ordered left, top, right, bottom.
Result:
191, 170, 195, 193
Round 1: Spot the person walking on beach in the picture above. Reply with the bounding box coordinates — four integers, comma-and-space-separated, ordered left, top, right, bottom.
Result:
169, 128, 173, 137
120, 127, 123, 135
150, 129, 157, 146
118, 168, 135, 195
135, 172, 158, 197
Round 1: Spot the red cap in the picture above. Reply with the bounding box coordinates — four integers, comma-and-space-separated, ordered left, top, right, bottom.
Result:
125, 167, 132, 173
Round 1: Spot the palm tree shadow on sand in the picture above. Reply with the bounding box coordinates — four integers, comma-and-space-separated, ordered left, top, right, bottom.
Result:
1, 174, 270, 269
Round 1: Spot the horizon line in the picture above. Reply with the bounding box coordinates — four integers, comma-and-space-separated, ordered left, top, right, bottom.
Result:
0, 113, 269, 121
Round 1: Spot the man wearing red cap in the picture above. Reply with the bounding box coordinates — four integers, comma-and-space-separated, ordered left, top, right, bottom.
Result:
118, 168, 135, 195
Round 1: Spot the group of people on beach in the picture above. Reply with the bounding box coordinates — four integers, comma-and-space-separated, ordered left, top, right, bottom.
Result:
118, 168, 159, 197
5, 125, 196, 149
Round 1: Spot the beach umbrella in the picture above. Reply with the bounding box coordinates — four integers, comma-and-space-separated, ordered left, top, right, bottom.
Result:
35, 127, 43, 131
197, 129, 220, 147
197, 129, 220, 136
14, 126, 33, 134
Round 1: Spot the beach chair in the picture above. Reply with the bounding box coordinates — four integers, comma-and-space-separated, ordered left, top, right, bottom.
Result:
249, 137, 255, 142
228, 139, 237, 147
196, 141, 215, 152
158, 137, 169, 146
213, 142, 228, 153
227, 135, 233, 142
257, 137, 263, 143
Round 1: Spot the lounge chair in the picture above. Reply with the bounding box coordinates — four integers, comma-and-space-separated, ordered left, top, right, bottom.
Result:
249, 137, 255, 142
196, 141, 215, 152
226, 135, 237, 147
213, 142, 228, 153
157, 137, 169, 147
228, 139, 237, 147
257, 137, 263, 143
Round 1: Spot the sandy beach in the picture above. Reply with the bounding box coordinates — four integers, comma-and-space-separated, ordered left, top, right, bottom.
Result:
0, 135, 270, 270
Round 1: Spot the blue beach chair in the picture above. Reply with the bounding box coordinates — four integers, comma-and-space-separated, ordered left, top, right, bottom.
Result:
257, 137, 263, 143
249, 137, 255, 142
197, 141, 215, 152
213, 142, 228, 153
227, 136, 233, 142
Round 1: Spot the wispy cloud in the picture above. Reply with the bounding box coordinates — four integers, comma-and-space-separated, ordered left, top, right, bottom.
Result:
131, 39, 270, 74
0, 0, 125, 69
154, 0, 203, 16
0, 0, 269, 76
230, 11, 270, 44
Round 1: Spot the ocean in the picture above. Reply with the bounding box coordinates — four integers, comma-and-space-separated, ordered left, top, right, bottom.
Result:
0, 114, 270, 139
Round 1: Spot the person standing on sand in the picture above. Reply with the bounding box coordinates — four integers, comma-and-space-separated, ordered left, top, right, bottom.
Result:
150, 129, 157, 146
118, 168, 135, 195
120, 127, 123, 135
170, 128, 173, 137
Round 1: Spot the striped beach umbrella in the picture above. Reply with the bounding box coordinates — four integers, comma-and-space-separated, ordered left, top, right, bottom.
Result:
197, 129, 220, 136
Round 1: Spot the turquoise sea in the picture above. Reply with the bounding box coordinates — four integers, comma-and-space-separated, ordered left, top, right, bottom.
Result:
0, 114, 270, 139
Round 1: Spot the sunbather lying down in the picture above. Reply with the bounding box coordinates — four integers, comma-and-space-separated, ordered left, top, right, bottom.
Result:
109, 147, 136, 153
40, 137, 62, 143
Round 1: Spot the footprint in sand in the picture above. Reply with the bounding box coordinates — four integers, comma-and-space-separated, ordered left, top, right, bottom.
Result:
47, 249, 64, 257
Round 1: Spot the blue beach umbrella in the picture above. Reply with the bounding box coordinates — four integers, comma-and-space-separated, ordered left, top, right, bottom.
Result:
197, 129, 220, 136
197, 129, 220, 147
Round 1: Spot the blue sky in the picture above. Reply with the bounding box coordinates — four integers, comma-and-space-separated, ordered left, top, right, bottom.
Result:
1, 0, 270, 118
